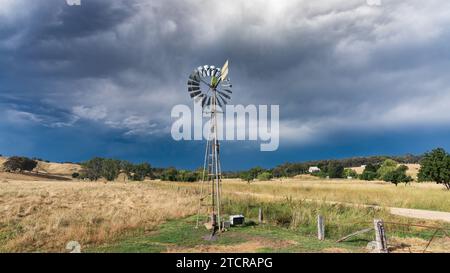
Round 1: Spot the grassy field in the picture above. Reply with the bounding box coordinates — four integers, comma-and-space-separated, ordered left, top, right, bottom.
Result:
161, 178, 450, 212
0, 179, 197, 252
1, 176, 450, 253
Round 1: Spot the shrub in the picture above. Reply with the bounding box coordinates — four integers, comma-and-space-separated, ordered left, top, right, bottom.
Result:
72, 172, 80, 179
257, 172, 273, 181
160, 167, 178, 181
176, 170, 200, 182
359, 171, 377, 181
3, 156, 37, 172
343, 169, 357, 178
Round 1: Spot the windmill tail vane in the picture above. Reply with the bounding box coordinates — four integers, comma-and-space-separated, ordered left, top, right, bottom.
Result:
187, 60, 232, 235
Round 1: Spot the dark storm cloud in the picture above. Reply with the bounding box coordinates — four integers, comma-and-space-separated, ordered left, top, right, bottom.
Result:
0, 0, 137, 79
1, 0, 450, 143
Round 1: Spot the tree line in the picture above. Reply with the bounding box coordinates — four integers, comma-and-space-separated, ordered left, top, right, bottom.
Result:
1, 149, 449, 190
75, 158, 203, 182
224, 149, 450, 190
267, 154, 422, 178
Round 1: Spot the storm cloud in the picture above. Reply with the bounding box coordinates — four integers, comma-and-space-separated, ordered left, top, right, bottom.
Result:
1, 0, 450, 166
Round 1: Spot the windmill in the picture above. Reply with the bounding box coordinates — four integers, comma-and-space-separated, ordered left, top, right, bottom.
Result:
187, 60, 232, 235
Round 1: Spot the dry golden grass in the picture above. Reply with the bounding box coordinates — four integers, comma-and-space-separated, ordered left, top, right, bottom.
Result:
159, 178, 450, 212
34, 161, 81, 176
389, 236, 450, 253
0, 156, 81, 177
1, 175, 449, 253
0, 179, 197, 252
350, 164, 420, 178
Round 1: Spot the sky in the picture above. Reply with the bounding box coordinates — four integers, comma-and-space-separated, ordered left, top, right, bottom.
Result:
1, 0, 450, 170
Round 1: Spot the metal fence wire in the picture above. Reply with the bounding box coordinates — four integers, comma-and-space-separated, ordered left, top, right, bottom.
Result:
336, 220, 450, 253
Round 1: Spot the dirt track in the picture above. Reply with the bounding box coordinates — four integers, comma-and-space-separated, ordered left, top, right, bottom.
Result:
390, 208, 450, 223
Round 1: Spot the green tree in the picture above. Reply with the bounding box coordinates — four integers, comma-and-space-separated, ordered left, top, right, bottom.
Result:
132, 163, 152, 181
343, 169, 357, 178
359, 171, 377, 181
81, 157, 104, 181
257, 171, 273, 181
120, 160, 135, 178
101, 159, 121, 181
248, 167, 265, 180
383, 165, 413, 186
161, 167, 178, 181
364, 163, 379, 173
376, 159, 398, 180
327, 161, 344, 178
359, 164, 379, 181
418, 148, 450, 190
240, 171, 253, 183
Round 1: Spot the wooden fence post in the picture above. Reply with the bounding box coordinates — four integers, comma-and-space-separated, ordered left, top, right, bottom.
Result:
373, 219, 388, 253
258, 208, 263, 224
317, 215, 325, 241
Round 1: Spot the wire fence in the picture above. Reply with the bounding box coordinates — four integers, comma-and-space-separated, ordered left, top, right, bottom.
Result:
335, 220, 450, 253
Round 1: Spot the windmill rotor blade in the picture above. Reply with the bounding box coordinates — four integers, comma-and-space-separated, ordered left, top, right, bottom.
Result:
188, 87, 200, 92
222, 88, 232, 94
190, 73, 201, 82
216, 95, 223, 108
217, 93, 228, 105
220, 60, 229, 81
194, 93, 204, 103
217, 92, 229, 102
201, 96, 207, 107
190, 91, 202, 98
213, 68, 221, 78
203, 65, 209, 77
188, 80, 200, 86
217, 90, 231, 100
188, 85, 201, 90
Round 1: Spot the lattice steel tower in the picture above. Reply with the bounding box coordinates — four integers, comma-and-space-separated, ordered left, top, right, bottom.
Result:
186, 60, 232, 234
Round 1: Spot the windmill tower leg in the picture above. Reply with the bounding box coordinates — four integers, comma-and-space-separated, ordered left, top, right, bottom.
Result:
196, 90, 223, 236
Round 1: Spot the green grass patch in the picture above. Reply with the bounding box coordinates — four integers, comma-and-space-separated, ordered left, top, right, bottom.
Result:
87, 216, 247, 253
0, 223, 23, 252
87, 199, 450, 253
222, 197, 450, 242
